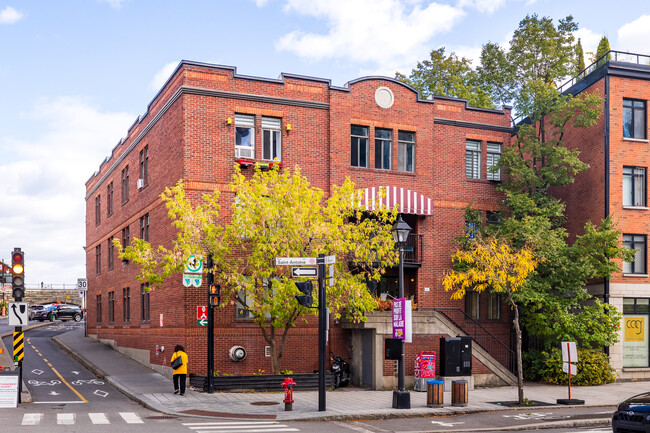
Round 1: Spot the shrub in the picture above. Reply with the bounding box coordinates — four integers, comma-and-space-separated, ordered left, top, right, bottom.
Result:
523, 348, 616, 385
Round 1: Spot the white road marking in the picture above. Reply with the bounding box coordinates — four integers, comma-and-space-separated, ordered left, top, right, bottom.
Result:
34, 400, 86, 404
31, 369, 44, 375
431, 420, 466, 427
89, 412, 110, 424
331, 421, 375, 433
120, 412, 144, 424
94, 389, 109, 397
22, 413, 43, 425
49, 391, 60, 395
183, 421, 299, 432
57, 413, 75, 425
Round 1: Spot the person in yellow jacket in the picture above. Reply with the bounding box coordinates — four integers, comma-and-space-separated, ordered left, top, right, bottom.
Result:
171, 345, 188, 395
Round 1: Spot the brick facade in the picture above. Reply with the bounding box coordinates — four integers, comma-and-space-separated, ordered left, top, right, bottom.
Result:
85, 62, 513, 387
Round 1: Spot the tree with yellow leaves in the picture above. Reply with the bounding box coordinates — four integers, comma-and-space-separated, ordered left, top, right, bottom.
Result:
442, 234, 537, 405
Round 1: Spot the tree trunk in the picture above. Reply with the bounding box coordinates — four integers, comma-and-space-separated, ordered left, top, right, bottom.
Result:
507, 291, 525, 405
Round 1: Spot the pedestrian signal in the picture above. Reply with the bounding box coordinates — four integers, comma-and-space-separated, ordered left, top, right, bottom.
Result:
295, 280, 314, 307
209, 284, 220, 307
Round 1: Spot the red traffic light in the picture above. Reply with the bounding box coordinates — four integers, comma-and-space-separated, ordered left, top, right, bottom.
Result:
12, 251, 23, 264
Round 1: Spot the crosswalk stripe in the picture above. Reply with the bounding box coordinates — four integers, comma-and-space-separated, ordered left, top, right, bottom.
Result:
88, 412, 110, 424
57, 413, 75, 425
120, 412, 144, 424
186, 429, 299, 433
183, 421, 299, 432
22, 413, 43, 425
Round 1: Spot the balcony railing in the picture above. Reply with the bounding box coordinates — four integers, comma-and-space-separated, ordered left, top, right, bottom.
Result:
558, 50, 650, 94
403, 233, 423, 265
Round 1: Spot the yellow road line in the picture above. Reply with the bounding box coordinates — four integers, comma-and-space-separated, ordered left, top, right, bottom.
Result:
51, 367, 88, 403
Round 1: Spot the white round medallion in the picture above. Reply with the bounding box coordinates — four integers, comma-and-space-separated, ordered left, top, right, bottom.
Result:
375, 86, 394, 109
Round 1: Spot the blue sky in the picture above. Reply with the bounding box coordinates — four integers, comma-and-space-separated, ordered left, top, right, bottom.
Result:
0, 0, 649, 286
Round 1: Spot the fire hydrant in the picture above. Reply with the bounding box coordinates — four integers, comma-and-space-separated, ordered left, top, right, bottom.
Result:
281, 377, 296, 411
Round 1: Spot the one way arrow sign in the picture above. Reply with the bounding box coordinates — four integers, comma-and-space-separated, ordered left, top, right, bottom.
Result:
292, 267, 318, 278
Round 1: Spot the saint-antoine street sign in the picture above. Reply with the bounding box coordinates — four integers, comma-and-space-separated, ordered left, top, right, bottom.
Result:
276, 255, 335, 266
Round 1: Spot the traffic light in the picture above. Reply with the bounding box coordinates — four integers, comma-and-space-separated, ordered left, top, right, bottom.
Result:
209, 284, 221, 307
11, 248, 24, 300
295, 280, 313, 307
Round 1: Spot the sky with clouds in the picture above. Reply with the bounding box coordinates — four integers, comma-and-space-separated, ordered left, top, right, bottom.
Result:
0, 0, 649, 286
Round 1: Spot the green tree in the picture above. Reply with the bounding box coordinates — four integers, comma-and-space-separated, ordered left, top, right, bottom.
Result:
443, 234, 537, 404
118, 165, 399, 374
595, 36, 611, 64
575, 38, 585, 76
395, 47, 494, 109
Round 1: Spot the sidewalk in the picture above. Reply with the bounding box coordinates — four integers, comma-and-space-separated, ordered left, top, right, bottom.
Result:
45, 326, 648, 428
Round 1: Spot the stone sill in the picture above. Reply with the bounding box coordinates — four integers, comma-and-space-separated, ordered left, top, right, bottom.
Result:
623, 137, 649, 143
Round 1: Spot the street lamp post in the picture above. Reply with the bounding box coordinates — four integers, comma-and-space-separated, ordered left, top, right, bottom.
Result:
391, 215, 411, 409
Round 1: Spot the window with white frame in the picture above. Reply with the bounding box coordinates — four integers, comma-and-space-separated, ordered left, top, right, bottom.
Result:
374, 128, 392, 170
466, 140, 481, 179
262, 117, 281, 161
236, 289, 254, 319
351, 125, 368, 168
486, 142, 501, 181
398, 131, 415, 173
235, 114, 255, 159
623, 234, 647, 275
623, 166, 646, 207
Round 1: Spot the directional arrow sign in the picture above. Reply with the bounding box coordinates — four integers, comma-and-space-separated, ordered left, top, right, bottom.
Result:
292, 267, 318, 278
197, 319, 208, 327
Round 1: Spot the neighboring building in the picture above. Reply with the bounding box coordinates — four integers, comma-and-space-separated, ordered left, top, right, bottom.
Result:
85, 61, 515, 388
557, 51, 650, 380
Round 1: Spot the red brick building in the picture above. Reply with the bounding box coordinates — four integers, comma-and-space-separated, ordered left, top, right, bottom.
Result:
555, 51, 650, 380
85, 61, 515, 388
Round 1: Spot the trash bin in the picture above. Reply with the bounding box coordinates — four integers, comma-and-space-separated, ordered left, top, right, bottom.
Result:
451, 379, 468, 407
427, 379, 444, 408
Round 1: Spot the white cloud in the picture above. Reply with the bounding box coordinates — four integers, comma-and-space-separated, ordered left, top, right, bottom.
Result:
0, 6, 22, 24
275, 0, 465, 67
457, 0, 506, 14
99, 0, 128, 9
150, 61, 180, 92
617, 15, 650, 55
0, 97, 134, 285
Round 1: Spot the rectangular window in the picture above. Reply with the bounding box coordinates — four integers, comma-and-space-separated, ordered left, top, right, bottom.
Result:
140, 213, 149, 241
262, 117, 281, 161
466, 140, 481, 179
351, 125, 369, 168
108, 291, 115, 324
121, 226, 130, 261
235, 114, 255, 159
141, 283, 150, 322
465, 290, 480, 320
623, 234, 647, 274
623, 166, 646, 207
486, 143, 501, 181
486, 211, 501, 225
236, 290, 254, 319
623, 99, 647, 139
139, 145, 148, 186
106, 182, 113, 217
107, 236, 114, 270
123, 287, 130, 323
95, 245, 101, 275
374, 128, 392, 170
121, 165, 129, 204
487, 293, 501, 320
623, 298, 650, 367
96, 294, 102, 324
398, 131, 415, 173
95, 195, 101, 225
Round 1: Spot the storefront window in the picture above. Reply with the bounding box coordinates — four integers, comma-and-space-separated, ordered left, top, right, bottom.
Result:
623, 298, 650, 367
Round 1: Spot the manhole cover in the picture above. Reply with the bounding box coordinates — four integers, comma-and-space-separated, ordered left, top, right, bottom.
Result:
250, 401, 280, 406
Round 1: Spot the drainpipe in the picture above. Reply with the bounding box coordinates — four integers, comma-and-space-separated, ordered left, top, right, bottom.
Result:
604, 70, 611, 356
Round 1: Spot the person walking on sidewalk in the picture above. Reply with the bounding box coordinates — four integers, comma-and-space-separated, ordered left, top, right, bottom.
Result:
171, 345, 188, 395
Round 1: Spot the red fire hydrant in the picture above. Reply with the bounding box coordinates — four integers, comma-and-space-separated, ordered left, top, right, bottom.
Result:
282, 377, 296, 411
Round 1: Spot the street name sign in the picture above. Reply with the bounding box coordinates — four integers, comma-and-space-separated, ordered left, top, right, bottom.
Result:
291, 267, 318, 277
8, 302, 28, 327
276, 257, 317, 266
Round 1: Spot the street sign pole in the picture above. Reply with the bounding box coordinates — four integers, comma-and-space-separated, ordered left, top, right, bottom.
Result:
206, 254, 214, 394
318, 253, 326, 412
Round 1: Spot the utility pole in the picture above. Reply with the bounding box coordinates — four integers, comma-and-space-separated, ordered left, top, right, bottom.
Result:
206, 254, 214, 394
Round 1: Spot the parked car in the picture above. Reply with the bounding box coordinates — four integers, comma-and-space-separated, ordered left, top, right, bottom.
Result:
29, 304, 45, 320
34, 304, 83, 322
612, 392, 650, 432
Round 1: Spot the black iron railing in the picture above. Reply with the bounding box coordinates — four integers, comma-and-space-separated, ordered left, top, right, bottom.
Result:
558, 50, 650, 94
403, 233, 423, 264
420, 307, 516, 374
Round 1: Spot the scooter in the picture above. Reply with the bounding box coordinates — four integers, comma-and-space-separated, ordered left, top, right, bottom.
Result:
330, 355, 351, 389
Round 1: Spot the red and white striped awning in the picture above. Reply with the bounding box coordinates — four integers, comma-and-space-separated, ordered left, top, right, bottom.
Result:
362, 186, 433, 215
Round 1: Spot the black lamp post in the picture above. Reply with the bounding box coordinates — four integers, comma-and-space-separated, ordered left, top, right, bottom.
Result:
391, 215, 411, 409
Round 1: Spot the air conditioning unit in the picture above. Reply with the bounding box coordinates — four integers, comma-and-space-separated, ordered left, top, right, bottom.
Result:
235, 147, 254, 159
136, 179, 144, 189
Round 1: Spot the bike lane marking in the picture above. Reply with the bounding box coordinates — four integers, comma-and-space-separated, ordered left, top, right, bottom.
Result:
27, 337, 89, 403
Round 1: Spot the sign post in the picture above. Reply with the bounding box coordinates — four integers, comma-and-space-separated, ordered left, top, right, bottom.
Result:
557, 341, 584, 405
